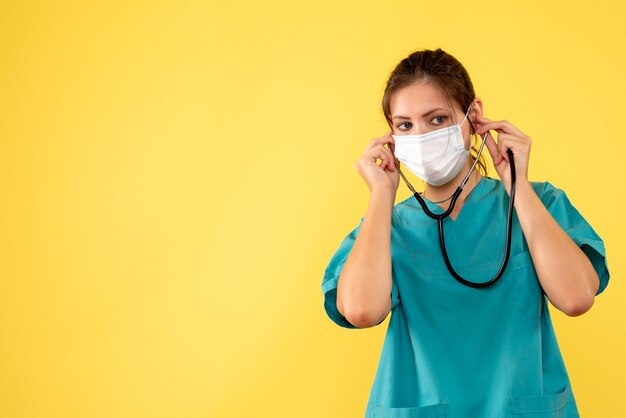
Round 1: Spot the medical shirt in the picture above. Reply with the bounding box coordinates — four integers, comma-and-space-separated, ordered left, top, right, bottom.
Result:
321, 176, 610, 418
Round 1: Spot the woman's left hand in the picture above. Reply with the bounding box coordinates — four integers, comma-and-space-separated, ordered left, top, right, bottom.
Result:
474, 116, 531, 195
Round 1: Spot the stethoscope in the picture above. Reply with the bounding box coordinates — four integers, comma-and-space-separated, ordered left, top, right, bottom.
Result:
393, 131, 517, 288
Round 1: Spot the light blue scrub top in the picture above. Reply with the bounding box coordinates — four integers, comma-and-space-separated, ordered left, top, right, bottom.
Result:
321, 176, 610, 418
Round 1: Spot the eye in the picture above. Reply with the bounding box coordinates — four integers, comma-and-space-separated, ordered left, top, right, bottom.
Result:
431, 115, 448, 125
396, 121, 412, 131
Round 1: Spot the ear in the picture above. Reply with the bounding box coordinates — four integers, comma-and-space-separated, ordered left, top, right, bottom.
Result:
469, 98, 484, 133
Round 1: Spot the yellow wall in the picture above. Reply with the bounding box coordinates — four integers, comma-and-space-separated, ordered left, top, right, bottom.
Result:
1, 1, 623, 417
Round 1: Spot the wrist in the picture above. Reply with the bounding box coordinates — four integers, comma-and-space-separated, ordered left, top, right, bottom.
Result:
371, 186, 396, 206
512, 178, 536, 210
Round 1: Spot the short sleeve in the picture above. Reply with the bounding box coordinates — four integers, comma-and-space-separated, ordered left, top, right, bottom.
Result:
539, 182, 610, 296
321, 217, 400, 328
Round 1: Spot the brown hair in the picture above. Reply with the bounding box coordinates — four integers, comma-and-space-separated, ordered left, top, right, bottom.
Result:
381, 48, 488, 176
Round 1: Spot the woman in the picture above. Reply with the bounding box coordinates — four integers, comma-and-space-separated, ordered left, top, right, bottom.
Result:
321, 48, 610, 417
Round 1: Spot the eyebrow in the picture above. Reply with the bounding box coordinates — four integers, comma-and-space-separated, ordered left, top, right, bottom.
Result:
392, 107, 448, 121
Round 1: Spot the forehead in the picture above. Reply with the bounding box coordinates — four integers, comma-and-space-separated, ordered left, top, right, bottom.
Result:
390, 81, 452, 116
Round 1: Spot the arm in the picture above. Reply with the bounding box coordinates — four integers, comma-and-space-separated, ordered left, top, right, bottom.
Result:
513, 180, 599, 316
474, 114, 599, 317
336, 187, 395, 328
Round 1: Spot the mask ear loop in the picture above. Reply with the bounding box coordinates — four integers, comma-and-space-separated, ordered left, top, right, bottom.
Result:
458, 103, 486, 189
392, 101, 518, 289
392, 104, 487, 204
458, 131, 487, 189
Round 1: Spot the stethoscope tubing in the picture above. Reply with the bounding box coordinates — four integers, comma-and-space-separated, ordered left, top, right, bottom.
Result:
394, 133, 517, 288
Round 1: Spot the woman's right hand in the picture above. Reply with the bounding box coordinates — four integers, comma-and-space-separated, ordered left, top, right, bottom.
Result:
354, 130, 400, 194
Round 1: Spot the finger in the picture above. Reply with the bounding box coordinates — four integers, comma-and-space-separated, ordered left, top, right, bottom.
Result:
383, 134, 396, 155
476, 117, 526, 138
373, 144, 395, 171
472, 115, 490, 129
385, 148, 399, 171
497, 136, 529, 166
362, 143, 390, 165
493, 133, 513, 163
378, 136, 397, 171
368, 133, 394, 148
366, 133, 395, 153
477, 120, 520, 136
496, 133, 527, 149
497, 133, 532, 155
498, 139, 509, 163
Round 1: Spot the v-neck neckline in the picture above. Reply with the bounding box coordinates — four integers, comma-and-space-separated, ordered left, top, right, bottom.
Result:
419, 175, 488, 223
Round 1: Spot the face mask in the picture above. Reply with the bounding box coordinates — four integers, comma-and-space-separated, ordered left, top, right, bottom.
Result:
392, 106, 472, 187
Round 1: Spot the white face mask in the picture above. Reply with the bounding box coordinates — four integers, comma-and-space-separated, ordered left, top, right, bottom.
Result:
392, 106, 471, 186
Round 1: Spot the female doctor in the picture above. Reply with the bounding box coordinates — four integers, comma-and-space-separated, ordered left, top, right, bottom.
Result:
321, 48, 610, 417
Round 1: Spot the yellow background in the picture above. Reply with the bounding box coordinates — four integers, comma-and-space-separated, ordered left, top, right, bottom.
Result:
1, 1, 623, 417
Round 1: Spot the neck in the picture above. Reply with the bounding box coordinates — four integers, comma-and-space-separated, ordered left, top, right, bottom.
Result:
423, 158, 483, 204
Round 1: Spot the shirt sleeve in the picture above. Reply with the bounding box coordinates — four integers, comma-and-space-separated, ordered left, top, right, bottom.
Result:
539, 181, 610, 296
321, 217, 400, 328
